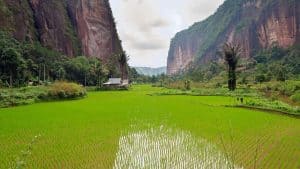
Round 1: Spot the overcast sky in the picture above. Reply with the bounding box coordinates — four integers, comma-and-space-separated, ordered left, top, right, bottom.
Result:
110, 0, 224, 68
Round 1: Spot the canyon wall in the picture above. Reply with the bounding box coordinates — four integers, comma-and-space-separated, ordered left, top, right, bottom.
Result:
167, 0, 300, 75
0, 0, 122, 63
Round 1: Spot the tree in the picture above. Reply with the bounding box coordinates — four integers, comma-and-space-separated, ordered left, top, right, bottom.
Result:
118, 51, 128, 80
0, 48, 25, 87
255, 74, 266, 83
64, 56, 90, 85
88, 58, 107, 87
221, 43, 241, 91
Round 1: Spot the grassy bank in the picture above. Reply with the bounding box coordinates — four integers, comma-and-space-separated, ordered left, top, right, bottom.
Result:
0, 82, 86, 108
162, 81, 300, 116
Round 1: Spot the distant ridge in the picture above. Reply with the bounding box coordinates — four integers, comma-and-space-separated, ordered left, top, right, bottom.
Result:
134, 67, 166, 76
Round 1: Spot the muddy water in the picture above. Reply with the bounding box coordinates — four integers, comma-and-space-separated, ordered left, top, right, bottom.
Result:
113, 126, 243, 169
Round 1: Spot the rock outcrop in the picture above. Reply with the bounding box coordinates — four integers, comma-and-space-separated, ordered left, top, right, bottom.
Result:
67, 0, 122, 62
167, 0, 300, 75
0, 0, 122, 63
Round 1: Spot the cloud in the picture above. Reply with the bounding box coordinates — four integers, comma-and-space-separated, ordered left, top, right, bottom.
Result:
111, 0, 225, 67
150, 19, 170, 28
131, 40, 166, 50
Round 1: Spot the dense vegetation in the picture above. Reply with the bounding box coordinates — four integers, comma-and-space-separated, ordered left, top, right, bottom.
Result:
0, 31, 128, 88
174, 45, 300, 84
0, 81, 86, 108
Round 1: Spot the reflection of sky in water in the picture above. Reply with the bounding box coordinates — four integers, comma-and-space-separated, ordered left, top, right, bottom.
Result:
114, 125, 243, 169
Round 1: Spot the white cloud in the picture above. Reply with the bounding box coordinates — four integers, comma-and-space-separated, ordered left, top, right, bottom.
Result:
111, 0, 224, 67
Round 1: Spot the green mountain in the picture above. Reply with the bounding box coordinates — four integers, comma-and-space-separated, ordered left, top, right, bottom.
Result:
134, 67, 166, 76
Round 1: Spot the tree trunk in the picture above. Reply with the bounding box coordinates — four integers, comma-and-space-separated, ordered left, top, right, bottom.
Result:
43, 64, 46, 83
84, 74, 87, 87
232, 71, 236, 91
228, 67, 236, 91
38, 65, 41, 83
98, 74, 101, 88
9, 70, 13, 88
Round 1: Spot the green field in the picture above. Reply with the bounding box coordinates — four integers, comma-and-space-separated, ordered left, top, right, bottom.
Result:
0, 85, 300, 169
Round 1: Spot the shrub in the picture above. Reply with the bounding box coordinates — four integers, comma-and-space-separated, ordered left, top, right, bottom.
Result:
255, 74, 266, 83
0, 87, 48, 108
291, 92, 300, 103
184, 80, 191, 90
48, 81, 86, 99
243, 97, 300, 115
0, 82, 86, 108
258, 81, 300, 96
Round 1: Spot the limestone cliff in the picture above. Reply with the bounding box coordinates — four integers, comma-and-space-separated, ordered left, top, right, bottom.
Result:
0, 0, 122, 63
66, 0, 122, 62
167, 0, 300, 75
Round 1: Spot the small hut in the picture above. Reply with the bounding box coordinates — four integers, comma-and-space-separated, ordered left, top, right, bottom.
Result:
103, 78, 129, 88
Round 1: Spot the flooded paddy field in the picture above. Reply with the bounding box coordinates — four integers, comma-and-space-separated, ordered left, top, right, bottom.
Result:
0, 85, 299, 168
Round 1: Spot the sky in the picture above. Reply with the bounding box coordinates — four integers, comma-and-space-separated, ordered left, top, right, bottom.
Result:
110, 0, 224, 68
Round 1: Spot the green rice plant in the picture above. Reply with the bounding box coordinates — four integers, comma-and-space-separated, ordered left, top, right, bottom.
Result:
0, 85, 299, 168
9, 134, 41, 169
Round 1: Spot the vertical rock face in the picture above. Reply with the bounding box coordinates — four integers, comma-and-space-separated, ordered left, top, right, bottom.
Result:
167, 35, 200, 75
0, 0, 122, 62
28, 0, 80, 56
258, 1, 298, 49
167, 0, 300, 75
67, 0, 122, 62
0, 0, 37, 41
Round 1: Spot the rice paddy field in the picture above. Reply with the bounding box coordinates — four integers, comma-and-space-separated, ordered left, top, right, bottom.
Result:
0, 85, 300, 169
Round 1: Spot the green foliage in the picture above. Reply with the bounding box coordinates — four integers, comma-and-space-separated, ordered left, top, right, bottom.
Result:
184, 80, 191, 90
255, 74, 267, 83
0, 30, 111, 87
48, 81, 86, 99
0, 82, 86, 108
176, 45, 300, 89
241, 97, 300, 115
259, 81, 300, 96
0, 86, 48, 108
254, 45, 300, 81
291, 92, 300, 103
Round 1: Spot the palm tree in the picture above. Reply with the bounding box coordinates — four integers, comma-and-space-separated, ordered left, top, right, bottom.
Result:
222, 43, 241, 91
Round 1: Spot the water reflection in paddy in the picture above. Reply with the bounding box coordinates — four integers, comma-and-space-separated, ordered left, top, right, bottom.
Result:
114, 125, 242, 169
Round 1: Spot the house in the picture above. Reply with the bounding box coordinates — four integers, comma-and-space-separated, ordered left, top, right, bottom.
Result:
103, 78, 129, 87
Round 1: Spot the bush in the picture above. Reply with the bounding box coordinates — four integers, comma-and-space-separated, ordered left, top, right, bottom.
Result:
291, 92, 300, 103
243, 97, 300, 115
258, 81, 300, 96
0, 87, 48, 108
48, 81, 86, 99
0, 82, 86, 108
184, 80, 191, 90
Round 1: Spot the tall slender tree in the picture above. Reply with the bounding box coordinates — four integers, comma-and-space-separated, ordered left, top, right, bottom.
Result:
118, 51, 128, 80
222, 43, 241, 91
